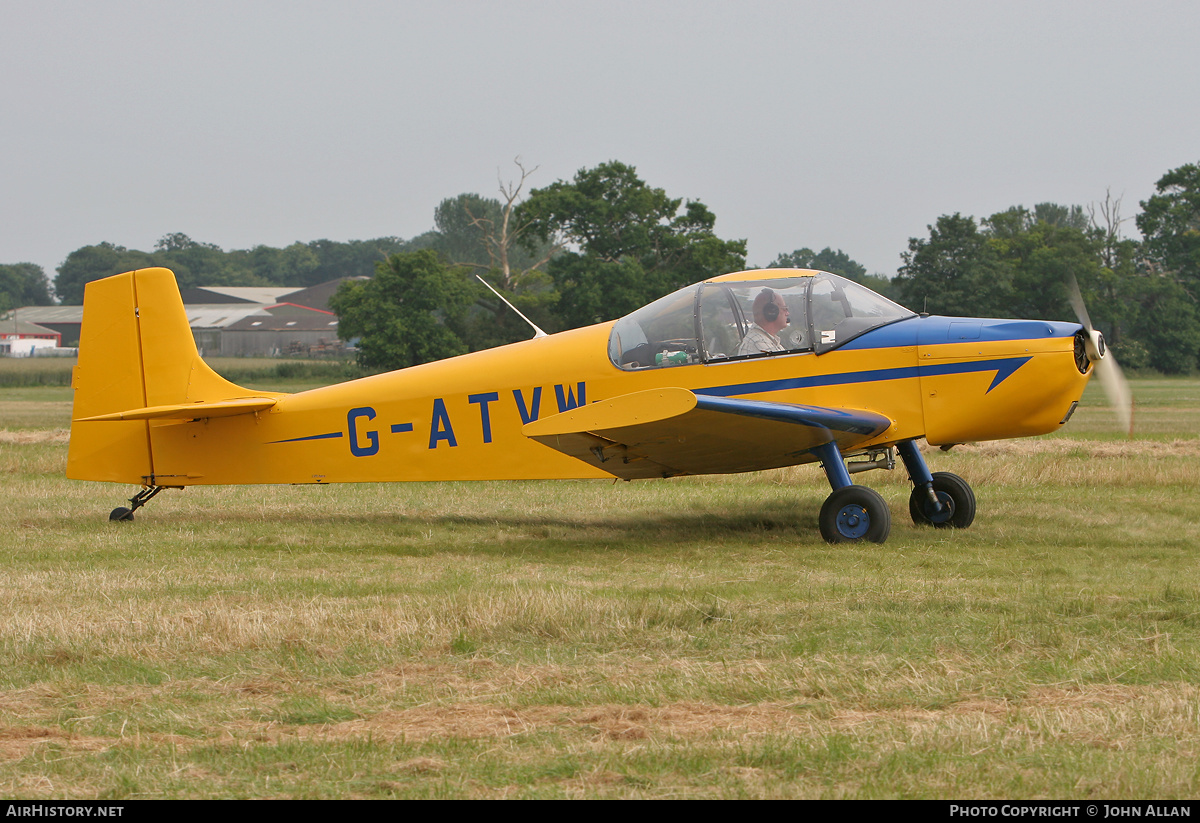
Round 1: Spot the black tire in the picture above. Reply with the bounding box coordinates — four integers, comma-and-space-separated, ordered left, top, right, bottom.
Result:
109, 506, 134, 522
819, 486, 891, 544
909, 471, 975, 529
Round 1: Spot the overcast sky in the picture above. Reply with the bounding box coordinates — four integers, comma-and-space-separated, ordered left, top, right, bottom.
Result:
3, 0, 1198, 288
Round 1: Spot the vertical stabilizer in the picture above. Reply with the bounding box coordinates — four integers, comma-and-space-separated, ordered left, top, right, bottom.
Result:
66, 271, 152, 482
66, 268, 261, 483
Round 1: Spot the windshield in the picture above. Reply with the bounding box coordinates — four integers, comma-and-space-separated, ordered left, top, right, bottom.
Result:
608, 286, 700, 368
808, 273, 916, 353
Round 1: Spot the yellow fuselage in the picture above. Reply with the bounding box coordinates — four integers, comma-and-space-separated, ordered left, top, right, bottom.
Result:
143, 320, 1086, 486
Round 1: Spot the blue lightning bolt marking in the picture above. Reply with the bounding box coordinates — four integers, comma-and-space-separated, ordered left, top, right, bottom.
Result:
695, 357, 1033, 398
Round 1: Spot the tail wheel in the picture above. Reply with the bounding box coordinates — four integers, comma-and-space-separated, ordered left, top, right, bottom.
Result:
909, 471, 976, 529
819, 486, 891, 544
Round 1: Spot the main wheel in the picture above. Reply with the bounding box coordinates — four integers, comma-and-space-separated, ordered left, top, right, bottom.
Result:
909, 471, 976, 529
109, 506, 134, 522
819, 486, 891, 544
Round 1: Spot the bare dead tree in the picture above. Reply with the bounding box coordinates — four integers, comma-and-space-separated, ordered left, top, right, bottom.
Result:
1088, 188, 1133, 271
462, 158, 563, 290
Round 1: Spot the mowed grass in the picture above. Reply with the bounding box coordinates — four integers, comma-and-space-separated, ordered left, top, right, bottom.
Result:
0, 372, 1198, 798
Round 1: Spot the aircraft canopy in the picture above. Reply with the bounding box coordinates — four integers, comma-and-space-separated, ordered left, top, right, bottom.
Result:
608, 272, 915, 370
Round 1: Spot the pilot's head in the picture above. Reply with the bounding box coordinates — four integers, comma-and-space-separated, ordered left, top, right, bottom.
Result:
753, 288, 789, 334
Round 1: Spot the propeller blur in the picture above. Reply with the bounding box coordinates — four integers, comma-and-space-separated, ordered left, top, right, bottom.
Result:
1066, 272, 1133, 436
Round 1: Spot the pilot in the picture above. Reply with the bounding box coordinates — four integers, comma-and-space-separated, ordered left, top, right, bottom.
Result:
738, 288, 790, 355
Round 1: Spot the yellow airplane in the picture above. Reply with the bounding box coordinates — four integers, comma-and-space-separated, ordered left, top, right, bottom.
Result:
66, 266, 1121, 543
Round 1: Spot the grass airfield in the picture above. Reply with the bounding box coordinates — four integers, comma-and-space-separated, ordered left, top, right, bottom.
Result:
1, 363, 1199, 799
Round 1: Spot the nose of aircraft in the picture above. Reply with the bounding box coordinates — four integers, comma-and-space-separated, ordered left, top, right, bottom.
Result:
916, 315, 1094, 445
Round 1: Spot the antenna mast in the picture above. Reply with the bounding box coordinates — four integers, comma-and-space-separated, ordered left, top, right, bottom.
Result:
475, 275, 548, 339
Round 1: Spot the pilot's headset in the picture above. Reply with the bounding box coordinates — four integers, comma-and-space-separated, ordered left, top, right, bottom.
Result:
758, 288, 780, 323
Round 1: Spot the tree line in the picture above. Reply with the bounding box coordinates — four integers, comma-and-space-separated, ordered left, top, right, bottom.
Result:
0, 263, 53, 314
51, 234, 420, 306
3, 160, 1198, 373
891, 190, 1200, 374
334, 159, 1200, 375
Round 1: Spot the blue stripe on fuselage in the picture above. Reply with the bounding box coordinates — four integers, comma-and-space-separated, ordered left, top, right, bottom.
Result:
695, 356, 1033, 398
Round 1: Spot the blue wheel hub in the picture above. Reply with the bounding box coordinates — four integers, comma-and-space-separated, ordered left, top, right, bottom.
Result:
836, 504, 871, 539
922, 492, 955, 524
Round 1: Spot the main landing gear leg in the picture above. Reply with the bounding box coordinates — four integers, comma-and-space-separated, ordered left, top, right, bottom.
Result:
897, 440, 975, 529
109, 485, 166, 522
812, 441, 891, 544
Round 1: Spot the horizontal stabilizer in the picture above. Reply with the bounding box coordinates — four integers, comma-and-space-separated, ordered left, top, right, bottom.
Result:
74, 396, 278, 422
524, 388, 892, 479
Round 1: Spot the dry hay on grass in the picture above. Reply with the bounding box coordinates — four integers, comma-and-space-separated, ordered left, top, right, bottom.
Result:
274, 682, 1200, 753
0, 429, 69, 444
953, 438, 1200, 459
0, 724, 109, 763
3, 661, 1197, 777
932, 438, 1200, 488
277, 662, 1200, 747
294, 701, 817, 744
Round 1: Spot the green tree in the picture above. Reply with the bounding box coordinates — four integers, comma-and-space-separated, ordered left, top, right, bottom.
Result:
893, 214, 1014, 316
423, 164, 568, 349
302, 237, 415, 285
241, 242, 321, 286
153, 233, 265, 289
1133, 164, 1200, 371
1137, 162, 1200, 292
329, 250, 478, 371
432, 193, 503, 270
1032, 202, 1089, 231
56, 235, 424, 304
0, 263, 53, 312
519, 161, 746, 327
54, 242, 157, 304
1126, 276, 1200, 373
983, 206, 1104, 322
897, 206, 1113, 322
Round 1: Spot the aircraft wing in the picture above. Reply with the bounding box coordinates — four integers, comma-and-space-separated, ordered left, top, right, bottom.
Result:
522, 388, 892, 479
